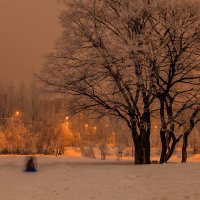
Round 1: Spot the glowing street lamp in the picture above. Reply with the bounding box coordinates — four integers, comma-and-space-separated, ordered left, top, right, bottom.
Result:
65, 116, 70, 126
15, 111, 20, 116
10, 111, 20, 125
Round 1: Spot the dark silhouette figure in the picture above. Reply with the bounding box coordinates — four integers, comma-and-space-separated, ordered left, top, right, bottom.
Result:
24, 156, 37, 172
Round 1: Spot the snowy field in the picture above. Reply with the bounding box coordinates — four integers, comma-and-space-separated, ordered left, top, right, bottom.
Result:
1, 156, 200, 200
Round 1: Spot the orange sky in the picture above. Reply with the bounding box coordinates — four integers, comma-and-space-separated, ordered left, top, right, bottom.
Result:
0, 0, 62, 83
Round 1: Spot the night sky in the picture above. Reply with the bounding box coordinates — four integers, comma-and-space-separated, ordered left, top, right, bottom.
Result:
0, 0, 62, 83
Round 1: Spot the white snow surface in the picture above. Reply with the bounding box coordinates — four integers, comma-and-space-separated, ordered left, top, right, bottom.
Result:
0, 155, 200, 200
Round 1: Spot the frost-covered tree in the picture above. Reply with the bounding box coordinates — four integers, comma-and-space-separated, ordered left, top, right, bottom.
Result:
41, 0, 156, 164
40, 0, 200, 164
146, 1, 200, 163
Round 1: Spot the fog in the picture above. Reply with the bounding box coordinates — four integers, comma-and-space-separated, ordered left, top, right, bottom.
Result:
0, 0, 62, 83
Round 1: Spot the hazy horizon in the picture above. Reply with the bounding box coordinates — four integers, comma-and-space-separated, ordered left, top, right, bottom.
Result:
0, 0, 62, 83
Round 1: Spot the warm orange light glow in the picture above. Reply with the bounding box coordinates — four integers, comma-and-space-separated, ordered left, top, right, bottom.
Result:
15, 111, 20, 116
84, 124, 89, 128
93, 126, 97, 131
65, 116, 69, 121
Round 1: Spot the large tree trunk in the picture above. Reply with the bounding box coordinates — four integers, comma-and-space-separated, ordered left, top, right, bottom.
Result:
140, 102, 151, 164
159, 129, 167, 164
165, 134, 182, 162
140, 128, 151, 164
182, 134, 189, 163
131, 124, 142, 164
159, 98, 167, 164
145, 134, 151, 164
181, 107, 200, 163
134, 141, 143, 164
181, 126, 194, 163
165, 141, 176, 162
132, 127, 151, 164
160, 131, 182, 163
130, 100, 151, 165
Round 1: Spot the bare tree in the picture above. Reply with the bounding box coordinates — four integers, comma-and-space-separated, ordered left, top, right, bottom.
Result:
147, 1, 200, 163
40, 0, 200, 164
40, 0, 157, 164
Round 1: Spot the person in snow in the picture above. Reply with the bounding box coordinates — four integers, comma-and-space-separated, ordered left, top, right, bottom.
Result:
24, 156, 37, 172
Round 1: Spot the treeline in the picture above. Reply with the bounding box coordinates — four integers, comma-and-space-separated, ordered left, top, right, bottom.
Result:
0, 82, 133, 155
0, 82, 49, 125
0, 81, 199, 158
0, 82, 68, 154
0, 122, 74, 155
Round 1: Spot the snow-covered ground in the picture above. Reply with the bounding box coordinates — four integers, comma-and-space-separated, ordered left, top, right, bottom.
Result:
1, 155, 200, 200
